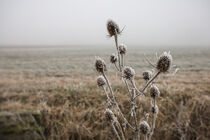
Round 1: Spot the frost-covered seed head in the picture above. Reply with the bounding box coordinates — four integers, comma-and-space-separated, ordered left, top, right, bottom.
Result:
107, 20, 120, 37
97, 76, 106, 87
150, 85, 160, 98
143, 70, 152, 81
105, 109, 115, 122
110, 53, 118, 64
152, 105, 159, 114
119, 44, 127, 55
140, 121, 151, 135
156, 51, 172, 73
123, 66, 135, 79
95, 57, 107, 73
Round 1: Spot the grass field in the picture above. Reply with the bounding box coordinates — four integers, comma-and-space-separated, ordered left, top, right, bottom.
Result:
0, 46, 210, 139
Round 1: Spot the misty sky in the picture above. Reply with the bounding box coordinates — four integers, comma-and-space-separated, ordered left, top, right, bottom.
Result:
0, 0, 210, 47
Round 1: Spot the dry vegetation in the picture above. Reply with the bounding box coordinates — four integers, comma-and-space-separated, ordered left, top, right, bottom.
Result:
0, 47, 210, 139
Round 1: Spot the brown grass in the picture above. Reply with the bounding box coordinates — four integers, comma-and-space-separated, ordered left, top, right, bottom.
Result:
0, 70, 210, 139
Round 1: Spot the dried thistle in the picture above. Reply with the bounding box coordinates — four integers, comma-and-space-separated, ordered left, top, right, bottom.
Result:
95, 20, 176, 140
140, 120, 151, 135
143, 70, 152, 81
152, 104, 159, 114
123, 66, 135, 80
110, 53, 118, 64
97, 76, 106, 87
119, 44, 127, 55
95, 57, 107, 73
150, 85, 160, 98
156, 51, 172, 73
105, 108, 116, 122
107, 20, 120, 37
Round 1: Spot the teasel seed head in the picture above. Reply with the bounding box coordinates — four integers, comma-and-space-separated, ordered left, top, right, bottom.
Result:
105, 108, 116, 122
156, 51, 172, 73
122, 66, 135, 80
140, 120, 151, 135
107, 20, 120, 37
110, 53, 118, 64
152, 104, 159, 114
143, 70, 152, 81
95, 57, 107, 73
119, 44, 127, 55
97, 76, 106, 87
150, 85, 160, 98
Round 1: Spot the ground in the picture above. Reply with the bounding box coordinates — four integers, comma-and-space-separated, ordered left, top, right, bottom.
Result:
0, 46, 209, 139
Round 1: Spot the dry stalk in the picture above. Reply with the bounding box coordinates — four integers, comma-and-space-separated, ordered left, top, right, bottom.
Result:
95, 19, 174, 140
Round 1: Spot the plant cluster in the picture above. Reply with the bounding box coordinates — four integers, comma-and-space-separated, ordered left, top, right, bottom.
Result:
95, 20, 173, 140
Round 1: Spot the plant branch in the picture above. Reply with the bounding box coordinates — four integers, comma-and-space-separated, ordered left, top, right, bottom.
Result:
102, 72, 135, 131
114, 62, 120, 72
112, 122, 121, 140
121, 54, 124, 68
133, 71, 160, 100
148, 98, 157, 140
144, 53, 156, 68
131, 89, 140, 140
114, 31, 122, 72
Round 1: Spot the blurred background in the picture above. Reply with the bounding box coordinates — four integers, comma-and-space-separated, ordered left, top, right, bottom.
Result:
0, 0, 209, 140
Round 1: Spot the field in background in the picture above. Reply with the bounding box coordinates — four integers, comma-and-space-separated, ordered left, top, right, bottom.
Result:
0, 46, 210, 139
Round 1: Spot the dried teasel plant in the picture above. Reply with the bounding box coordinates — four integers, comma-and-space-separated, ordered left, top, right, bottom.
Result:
94, 19, 176, 140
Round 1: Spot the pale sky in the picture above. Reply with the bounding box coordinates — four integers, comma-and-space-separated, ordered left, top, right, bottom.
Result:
0, 0, 210, 47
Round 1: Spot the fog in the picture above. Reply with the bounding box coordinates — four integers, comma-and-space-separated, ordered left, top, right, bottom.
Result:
0, 0, 210, 47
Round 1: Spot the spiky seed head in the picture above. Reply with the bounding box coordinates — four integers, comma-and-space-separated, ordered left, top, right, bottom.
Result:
110, 53, 118, 64
119, 44, 127, 55
156, 51, 172, 73
107, 20, 120, 37
139, 121, 151, 135
105, 109, 116, 122
152, 105, 159, 114
95, 57, 107, 73
123, 66, 135, 80
143, 70, 152, 81
97, 76, 106, 87
150, 85, 160, 98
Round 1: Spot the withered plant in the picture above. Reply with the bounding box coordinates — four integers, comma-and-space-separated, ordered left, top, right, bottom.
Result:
95, 20, 174, 140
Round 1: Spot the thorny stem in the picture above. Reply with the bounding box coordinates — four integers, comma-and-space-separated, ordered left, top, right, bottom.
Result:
131, 89, 140, 140
131, 78, 141, 95
123, 79, 132, 98
133, 71, 161, 100
121, 54, 124, 68
145, 134, 148, 140
102, 86, 110, 100
144, 53, 156, 68
102, 86, 114, 104
116, 121, 126, 140
114, 62, 120, 72
102, 72, 135, 131
112, 122, 121, 140
148, 98, 157, 140
114, 31, 122, 72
